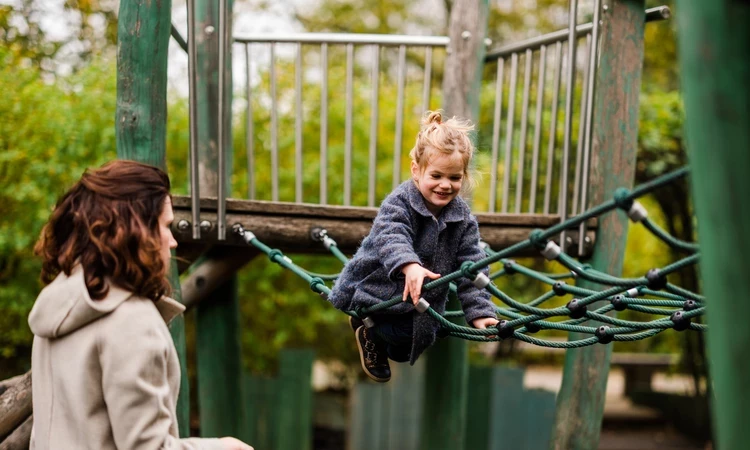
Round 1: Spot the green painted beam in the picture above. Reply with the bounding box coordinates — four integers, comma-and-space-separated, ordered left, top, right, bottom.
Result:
275, 349, 315, 450
464, 366, 493, 450
115, 0, 170, 169
550, 1, 645, 448
421, 0, 490, 447
675, 1, 750, 448
241, 374, 277, 449
197, 278, 243, 436
114, 0, 191, 435
420, 294, 469, 450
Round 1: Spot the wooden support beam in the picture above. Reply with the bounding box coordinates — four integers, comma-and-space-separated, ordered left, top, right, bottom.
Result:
0, 371, 31, 439
551, 1, 645, 448
181, 247, 258, 310
675, 0, 750, 448
0, 415, 32, 450
171, 196, 597, 256
115, 0, 191, 435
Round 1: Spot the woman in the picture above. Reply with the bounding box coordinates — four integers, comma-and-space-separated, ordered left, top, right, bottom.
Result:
28, 160, 252, 450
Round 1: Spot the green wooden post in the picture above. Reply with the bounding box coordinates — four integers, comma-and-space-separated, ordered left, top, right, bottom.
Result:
116, 0, 170, 169
192, 0, 243, 439
275, 349, 315, 450
115, 0, 191, 436
387, 359, 425, 450
464, 366, 493, 450
420, 293, 469, 450
550, 1, 645, 448
349, 383, 390, 450
675, 1, 750, 448
421, 0, 489, 447
242, 374, 277, 449
197, 278, 243, 436
487, 367, 525, 449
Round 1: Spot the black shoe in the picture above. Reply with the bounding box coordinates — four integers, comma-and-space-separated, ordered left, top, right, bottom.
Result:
355, 326, 391, 382
349, 316, 364, 332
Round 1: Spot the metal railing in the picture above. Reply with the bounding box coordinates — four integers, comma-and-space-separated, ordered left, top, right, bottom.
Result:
178, 1, 670, 240
234, 33, 449, 207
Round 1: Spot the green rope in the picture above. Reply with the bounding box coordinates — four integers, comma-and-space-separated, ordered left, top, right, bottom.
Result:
232, 166, 706, 349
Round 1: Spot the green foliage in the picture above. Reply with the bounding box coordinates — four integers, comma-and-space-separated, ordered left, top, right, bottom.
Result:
0, 0, 118, 75
0, 45, 117, 377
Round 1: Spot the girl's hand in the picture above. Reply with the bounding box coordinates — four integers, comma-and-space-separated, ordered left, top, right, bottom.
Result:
401, 263, 440, 305
471, 317, 499, 329
220, 437, 254, 450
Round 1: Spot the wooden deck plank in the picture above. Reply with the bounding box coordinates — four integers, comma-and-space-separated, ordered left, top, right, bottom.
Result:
171, 195, 597, 256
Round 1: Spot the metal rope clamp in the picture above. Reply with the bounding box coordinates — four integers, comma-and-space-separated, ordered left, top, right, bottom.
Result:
415, 298, 430, 313
627, 201, 648, 222
473, 272, 490, 289
541, 241, 562, 260
231, 223, 256, 243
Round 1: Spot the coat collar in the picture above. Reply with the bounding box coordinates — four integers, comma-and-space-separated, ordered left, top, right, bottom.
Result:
404, 180, 468, 223
154, 296, 186, 324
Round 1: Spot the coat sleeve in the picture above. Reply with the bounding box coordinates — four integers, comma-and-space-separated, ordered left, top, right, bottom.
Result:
99, 304, 226, 450
369, 196, 422, 280
454, 216, 497, 324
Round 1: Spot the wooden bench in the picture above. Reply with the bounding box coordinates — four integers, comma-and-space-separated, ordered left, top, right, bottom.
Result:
610, 353, 679, 396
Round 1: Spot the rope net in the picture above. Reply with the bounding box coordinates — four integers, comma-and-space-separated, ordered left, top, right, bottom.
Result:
232, 167, 705, 348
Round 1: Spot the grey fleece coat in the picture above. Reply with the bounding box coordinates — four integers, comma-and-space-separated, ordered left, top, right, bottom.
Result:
329, 180, 496, 364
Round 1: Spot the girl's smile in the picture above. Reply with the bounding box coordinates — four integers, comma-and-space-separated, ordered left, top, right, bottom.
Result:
411, 151, 465, 216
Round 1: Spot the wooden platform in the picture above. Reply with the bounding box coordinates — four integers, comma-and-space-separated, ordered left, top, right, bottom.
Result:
171, 195, 597, 257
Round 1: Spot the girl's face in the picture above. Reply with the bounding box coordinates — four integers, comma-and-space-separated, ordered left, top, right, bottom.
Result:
158, 197, 178, 270
411, 151, 465, 216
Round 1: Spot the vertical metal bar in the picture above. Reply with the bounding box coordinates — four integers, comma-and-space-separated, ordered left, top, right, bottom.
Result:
529, 45, 547, 213
270, 43, 279, 202
245, 44, 255, 200
187, 0, 200, 239
579, 0, 602, 256
217, 0, 227, 240
295, 43, 303, 203
368, 45, 381, 207
501, 52, 518, 213
393, 45, 407, 191
320, 44, 328, 205
489, 58, 505, 213
344, 43, 354, 206
422, 47, 433, 112
559, 0, 579, 249
543, 42, 563, 214
514, 48, 533, 213
572, 34, 592, 216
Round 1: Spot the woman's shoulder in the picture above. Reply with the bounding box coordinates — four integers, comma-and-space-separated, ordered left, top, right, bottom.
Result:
102, 295, 163, 329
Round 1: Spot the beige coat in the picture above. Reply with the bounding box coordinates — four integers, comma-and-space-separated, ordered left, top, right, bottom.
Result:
28, 265, 225, 450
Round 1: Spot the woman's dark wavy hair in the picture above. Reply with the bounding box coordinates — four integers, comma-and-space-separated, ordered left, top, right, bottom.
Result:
34, 160, 172, 302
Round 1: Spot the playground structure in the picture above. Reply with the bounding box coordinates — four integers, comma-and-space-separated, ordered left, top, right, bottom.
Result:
1, 0, 748, 449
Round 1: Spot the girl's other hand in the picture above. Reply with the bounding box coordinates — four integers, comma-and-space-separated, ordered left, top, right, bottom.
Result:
471, 317, 499, 329
401, 263, 440, 305
220, 437, 254, 450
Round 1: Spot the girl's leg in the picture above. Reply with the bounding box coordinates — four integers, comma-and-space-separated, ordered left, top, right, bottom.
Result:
373, 313, 413, 362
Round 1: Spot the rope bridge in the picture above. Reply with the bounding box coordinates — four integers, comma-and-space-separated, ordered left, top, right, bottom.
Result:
231, 166, 705, 348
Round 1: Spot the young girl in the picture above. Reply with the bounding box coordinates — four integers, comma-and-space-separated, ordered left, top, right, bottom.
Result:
328, 111, 499, 382
28, 160, 252, 449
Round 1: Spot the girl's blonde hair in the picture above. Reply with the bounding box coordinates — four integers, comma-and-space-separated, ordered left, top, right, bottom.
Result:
409, 110, 477, 190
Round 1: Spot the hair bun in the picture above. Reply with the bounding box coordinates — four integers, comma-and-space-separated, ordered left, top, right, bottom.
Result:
423, 110, 443, 126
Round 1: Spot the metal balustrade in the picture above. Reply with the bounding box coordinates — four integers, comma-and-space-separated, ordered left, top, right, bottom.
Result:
179, 2, 669, 240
